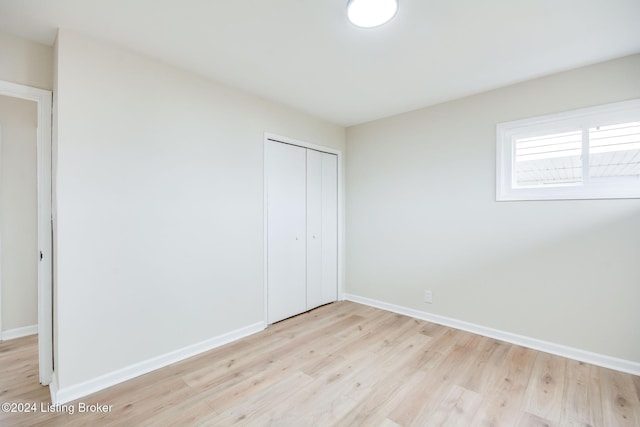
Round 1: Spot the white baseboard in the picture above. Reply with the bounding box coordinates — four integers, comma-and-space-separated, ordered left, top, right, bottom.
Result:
344, 293, 640, 376
50, 321, 266, 405
1, 324, 38, 340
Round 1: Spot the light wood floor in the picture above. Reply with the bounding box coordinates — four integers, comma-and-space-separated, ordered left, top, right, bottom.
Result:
1, 301, 639, 426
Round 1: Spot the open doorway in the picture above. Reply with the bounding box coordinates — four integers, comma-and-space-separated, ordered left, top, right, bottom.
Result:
0, 80, 52, 386
0, 95, 38, 339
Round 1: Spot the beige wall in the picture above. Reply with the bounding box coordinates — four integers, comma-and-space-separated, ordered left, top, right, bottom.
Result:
0, 95, 38, 333
0, 31, 53, 90
54, 30, 345, 390
346, 54, 640, 364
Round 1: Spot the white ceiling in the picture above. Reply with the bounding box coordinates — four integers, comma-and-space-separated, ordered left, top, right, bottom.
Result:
0, 0, 639, 126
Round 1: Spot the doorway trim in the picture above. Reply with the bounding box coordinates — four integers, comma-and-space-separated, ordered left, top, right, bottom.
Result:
263, 132, 344, 326
0, 80, 53, 385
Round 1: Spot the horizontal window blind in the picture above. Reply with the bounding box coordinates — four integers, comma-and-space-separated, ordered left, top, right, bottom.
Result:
496, 98, 640, 200
589, 122, 640, 180
515, 130, 582, 187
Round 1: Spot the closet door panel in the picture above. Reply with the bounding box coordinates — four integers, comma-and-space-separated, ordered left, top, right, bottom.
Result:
306, 150, 323, 310
321, 153, 338, 305
266, 141, 307, 323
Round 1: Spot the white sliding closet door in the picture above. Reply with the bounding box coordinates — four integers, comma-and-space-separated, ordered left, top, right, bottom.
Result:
266, 141, 307, 324
320, 152, 338, 305
266, 138, 338, 324
307, 150, 338, 309
306, 150, 323, 309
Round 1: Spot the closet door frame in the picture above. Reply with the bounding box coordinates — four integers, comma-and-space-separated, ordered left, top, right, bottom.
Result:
263, 133, 343, 325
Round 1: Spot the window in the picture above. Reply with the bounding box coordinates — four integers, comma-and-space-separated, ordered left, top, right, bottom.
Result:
496, 99, 640, 201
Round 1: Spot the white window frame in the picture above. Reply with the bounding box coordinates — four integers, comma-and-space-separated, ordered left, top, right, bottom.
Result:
496, 98, 640, 201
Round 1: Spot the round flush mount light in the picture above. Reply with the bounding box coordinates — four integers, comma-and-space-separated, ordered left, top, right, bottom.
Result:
347, 0, 398, 28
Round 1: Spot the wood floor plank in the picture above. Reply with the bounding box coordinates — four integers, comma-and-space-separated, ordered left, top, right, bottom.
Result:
600, 367, 640, 426
422, 384, 483, 427
633, 374, 640, 403
523, 351, 566, 423
212, 370, 315, 425
390, 333, 485, 425
470, 344, 539, 427
516, 411, 555, 426
334, 368, 429, 426
459, 337, 510, 394
386, 337, 479, 427
250, 348, 386, 426
332, 334, 438, 426
1, 301, 639, 426
559, 359, 604, 426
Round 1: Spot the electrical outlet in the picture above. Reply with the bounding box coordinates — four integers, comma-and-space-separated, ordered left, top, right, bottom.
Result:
424, 290, 433, 304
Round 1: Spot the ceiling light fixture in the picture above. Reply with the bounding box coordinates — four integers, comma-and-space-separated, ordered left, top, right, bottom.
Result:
347, 0, 398, 28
